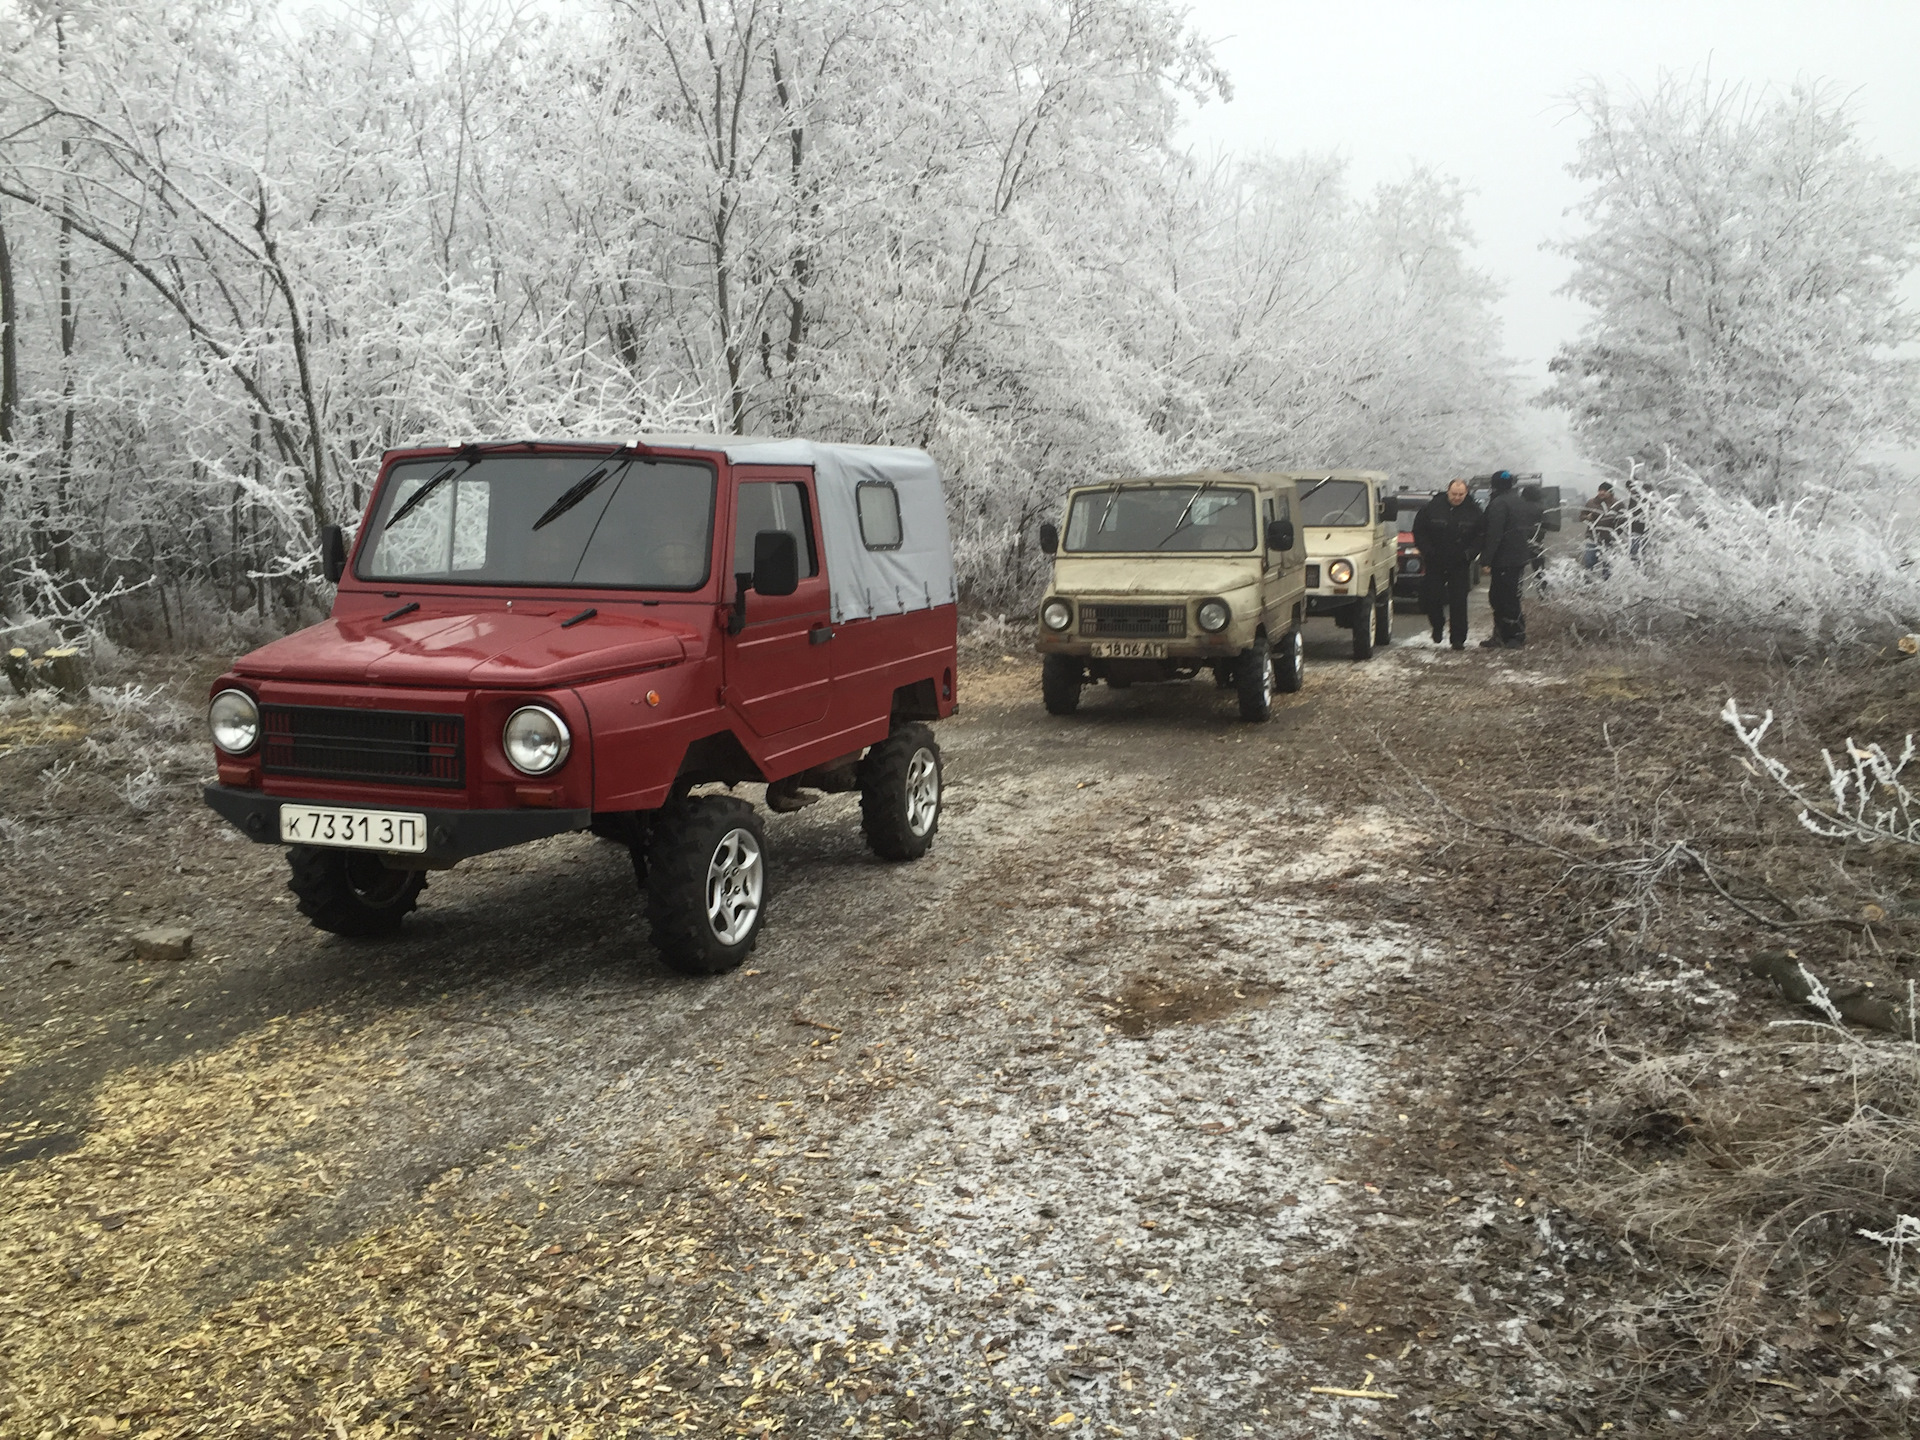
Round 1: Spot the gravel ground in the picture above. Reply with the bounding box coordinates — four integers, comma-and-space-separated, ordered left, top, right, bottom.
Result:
4, 597, 1914, 1438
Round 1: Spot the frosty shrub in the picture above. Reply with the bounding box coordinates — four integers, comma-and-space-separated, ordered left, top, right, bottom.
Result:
1551, 462, 1920, 647
1724, 699, 1918, 847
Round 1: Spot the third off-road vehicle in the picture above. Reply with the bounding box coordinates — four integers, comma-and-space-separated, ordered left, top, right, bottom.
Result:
1034, 472, 1307, 722
1286, 469, 1397, 660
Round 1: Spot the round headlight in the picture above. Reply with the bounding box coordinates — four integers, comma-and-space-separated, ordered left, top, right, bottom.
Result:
1041, 599, 1073, 632
504, 705, 571, 775
208, 689, 260, 755
1197, 599, 1230, 633
1329, 559, 1355, 585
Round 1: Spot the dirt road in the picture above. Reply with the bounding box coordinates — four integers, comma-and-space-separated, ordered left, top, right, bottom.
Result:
7, 607, 1892, 1438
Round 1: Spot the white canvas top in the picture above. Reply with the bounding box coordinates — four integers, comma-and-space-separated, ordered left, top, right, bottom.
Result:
417, 435, 956, 621
633, 435, 956, 623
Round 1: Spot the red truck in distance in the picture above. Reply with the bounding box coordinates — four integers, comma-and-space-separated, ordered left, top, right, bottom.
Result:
203, 437, 959, 974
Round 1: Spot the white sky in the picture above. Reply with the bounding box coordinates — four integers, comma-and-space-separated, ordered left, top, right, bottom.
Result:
1178, 0, 1920, 477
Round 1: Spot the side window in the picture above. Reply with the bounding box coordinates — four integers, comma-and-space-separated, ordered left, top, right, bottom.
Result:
857, 482, 903, 550
733, 481, 818, 577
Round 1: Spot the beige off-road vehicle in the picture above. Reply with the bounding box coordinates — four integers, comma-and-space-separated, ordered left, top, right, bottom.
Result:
1034, 472, 1307, 722
1284, 469, 1398, 660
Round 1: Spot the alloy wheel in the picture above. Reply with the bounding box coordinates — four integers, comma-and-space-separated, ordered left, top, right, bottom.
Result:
905, 748, 941, 836
704, 828, 765, 945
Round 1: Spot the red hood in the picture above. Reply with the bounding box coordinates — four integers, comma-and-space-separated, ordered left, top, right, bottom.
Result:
234, 606, 698, 688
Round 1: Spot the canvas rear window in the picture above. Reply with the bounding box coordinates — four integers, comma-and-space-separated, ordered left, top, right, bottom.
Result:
857, 482, 903, 550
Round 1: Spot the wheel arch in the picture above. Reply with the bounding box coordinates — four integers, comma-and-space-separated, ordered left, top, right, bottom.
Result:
890, 676, 941, 722
673, 730, 766, 789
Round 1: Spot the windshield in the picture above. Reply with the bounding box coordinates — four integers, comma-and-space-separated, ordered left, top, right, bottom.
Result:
1297, 479, 1370, 526
356, 453, 716, 589
1063, 486, 1256, 552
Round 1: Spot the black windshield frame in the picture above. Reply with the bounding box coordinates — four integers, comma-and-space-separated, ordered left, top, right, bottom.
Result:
353, 451, 719, 592
1061, 484, 1258, 554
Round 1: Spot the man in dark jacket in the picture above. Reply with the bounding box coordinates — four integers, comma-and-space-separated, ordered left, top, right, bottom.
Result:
1478, 471, 1542, 648
1411, 478, 1484, 649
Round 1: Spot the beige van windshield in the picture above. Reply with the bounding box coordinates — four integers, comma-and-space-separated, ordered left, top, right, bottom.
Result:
1064, 486, 1255, 553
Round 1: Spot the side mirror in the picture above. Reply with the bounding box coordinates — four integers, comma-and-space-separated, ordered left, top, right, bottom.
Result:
320, 524, 347, 584
1038, 521, 1059, 556
1265, 518, 1295, 552
751, 529, 800, 597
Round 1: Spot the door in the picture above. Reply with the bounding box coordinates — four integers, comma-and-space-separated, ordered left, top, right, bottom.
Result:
1262, 491, 1299, 632
722, 469, 833, 738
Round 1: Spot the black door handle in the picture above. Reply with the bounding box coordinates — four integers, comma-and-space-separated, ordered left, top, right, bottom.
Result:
809, 626, 835, 645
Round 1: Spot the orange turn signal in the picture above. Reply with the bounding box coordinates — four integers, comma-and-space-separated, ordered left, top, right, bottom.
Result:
646, 690, 661, 707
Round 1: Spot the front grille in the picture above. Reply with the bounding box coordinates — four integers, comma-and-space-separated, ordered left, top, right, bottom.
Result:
1079, 604, 1186, 639
261, 705, 464, 787
1305, 564, 1321, 588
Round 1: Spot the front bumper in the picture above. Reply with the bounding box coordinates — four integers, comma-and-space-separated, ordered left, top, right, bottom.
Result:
1305, 593, 1366, 617
203, 785, 591, 865
1035, 630, 1245, 661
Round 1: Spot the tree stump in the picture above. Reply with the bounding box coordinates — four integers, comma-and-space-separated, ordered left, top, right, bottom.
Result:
3, 647, 33, 696
40, 647, 86, 698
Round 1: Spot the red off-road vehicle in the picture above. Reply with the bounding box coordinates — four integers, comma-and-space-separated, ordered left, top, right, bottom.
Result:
202, 437, 958, 973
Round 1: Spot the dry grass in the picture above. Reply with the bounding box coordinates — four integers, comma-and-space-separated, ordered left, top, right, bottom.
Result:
1477, 633, 1920, 1432
0, 1009, 958, 1436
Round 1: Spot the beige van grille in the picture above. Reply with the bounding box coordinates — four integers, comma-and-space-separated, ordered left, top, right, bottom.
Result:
1078, 604, 1186, 639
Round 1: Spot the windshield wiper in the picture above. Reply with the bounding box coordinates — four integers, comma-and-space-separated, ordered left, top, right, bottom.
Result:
1153, 481, 1212, 549
531, 448, 634, 531
1294, 476, 1335, 506
384, 459, 473, 531
1093, 482, 1123, 536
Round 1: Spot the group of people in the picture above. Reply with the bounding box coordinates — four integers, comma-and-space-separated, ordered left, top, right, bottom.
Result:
1409, 470, 1543, 650
1410, 474, 1641, 648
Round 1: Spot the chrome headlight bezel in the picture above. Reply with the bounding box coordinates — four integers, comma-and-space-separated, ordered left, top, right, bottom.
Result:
208, 688, 260, 756
1328, 559, 1356, 585
1041, 598, 1073, 632
503, 705, 572, 775
1196, 598, 1231, 633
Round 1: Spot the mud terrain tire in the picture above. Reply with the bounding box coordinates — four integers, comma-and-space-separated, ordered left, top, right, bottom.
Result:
1374, 589, 1392, 646
1041, 654, 1083, 715
860, 723, 943, 861
1236, 641, 1273, 722
645, 797, 767, 975
287, 845, 426, 938
1351, 593, 1375, 660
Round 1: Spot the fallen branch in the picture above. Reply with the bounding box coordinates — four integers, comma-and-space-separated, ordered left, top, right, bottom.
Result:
1746, 950, 1910, 1036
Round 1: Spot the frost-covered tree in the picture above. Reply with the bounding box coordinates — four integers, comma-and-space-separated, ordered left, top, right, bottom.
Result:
0, 0, 1516, 633
1542, 75, 1920, 501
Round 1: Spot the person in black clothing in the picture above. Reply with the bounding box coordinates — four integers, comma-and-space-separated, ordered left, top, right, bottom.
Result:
1411, 478, 1484, 649
1478, 471, 1543, 648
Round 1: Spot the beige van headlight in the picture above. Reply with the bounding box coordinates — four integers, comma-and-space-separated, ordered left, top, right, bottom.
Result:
1041, 598, 1073, 632
1329, 559, 1355, 585
1196, 598, 1230, 633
